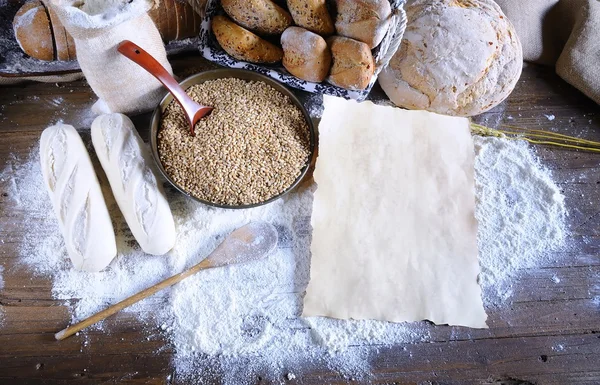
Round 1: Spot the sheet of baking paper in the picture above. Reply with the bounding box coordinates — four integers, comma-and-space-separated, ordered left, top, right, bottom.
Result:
303, 96, 487, 328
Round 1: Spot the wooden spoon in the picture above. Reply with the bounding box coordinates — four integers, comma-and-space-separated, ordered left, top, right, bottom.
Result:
117, 40, 213, 136
55, 222, 278, 341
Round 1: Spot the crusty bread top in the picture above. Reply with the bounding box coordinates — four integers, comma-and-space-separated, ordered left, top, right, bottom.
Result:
379, 0, 523, 117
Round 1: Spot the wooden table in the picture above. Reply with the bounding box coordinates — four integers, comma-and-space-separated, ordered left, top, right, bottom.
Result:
1, 56, 599, 384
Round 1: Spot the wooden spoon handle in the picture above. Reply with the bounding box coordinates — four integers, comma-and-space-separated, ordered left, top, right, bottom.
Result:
55, 258, 215, 341
117, 40, 200, 123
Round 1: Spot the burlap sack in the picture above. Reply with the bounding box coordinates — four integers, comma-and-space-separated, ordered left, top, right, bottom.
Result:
49, 0, 173, 115
497, 0, 600, 105
556, 0, 600, 105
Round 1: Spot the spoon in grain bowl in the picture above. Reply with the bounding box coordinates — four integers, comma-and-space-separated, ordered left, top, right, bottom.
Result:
117, 40, 213, 136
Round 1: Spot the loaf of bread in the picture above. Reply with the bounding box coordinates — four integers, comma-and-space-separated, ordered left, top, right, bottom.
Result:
212, 15, 283, 63
286, 0, 334, 36
281, 27, 331, 82
148, 0, 203, 42
378, 0, 523, 117
12, 1, 56, 61
221, 0, 292, 35
327, 36, 374, 90
13, 0, 202, 61
45, 4, 76, 61
335, 0, 391, 48
40, 123, 117, 272
91, 113, 176, 256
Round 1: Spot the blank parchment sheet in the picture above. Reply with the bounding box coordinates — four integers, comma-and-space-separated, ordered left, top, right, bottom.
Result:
303, 95, 488, 329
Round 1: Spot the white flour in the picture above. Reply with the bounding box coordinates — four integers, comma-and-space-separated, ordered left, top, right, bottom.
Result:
474, 136, 567, 304
0, 136, 567, 382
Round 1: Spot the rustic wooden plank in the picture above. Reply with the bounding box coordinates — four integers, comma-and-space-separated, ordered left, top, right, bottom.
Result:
1, 57, 599, 383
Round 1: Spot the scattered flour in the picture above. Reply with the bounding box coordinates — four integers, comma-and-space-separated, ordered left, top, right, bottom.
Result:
474, 136, 567, 304
1, 136, 567, 383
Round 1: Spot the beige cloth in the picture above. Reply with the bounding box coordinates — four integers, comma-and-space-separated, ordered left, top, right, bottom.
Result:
49, 0, 173, 115
497, 0, 600, 104
304, 96, 487, 328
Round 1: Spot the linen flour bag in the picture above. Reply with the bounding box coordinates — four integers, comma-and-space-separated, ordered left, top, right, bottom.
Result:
49, 0, 173, 114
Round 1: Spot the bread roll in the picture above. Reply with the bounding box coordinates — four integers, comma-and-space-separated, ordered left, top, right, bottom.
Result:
378, 0, 523, 117
91, 113, 176, 255
281, 27, 331, 82
221, 0, 292, 35
327, 36, 374, 90
335, 0, 391, 48
40, 123, 117, 272
13, 1, 54, 61
212, 15, 283, 63
286, 0, 334, 36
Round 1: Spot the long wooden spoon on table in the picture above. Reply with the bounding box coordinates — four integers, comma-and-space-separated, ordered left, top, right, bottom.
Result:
117, 40, 213, 136
55, 222, 279, 341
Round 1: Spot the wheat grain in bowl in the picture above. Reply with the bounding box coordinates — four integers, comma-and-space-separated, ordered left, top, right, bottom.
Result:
157, 77, 311, 207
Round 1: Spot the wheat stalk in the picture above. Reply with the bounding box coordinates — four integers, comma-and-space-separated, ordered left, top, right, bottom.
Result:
470, 123, 600, 153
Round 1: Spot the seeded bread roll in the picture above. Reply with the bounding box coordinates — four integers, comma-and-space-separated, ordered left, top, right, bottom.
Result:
212, 15, 283, 63
378, 0, 523, 117
12, 1, 54, 61
221, 0, 292, 35
335, 0, 391, 49
281, 27, 331, 82
286, 0, 334, 36
327, 36, 374, 90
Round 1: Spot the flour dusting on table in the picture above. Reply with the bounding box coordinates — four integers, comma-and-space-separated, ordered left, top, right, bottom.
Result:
474, 137, 567, 304
1, 136, 567, 382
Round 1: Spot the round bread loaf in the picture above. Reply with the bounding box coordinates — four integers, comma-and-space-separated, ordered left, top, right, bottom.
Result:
378, 0, 523, 117
287, 0, 334, 36
212, 15, 283, 64
335, 0, 391, 49
327, 36, 374, 90
281, 27, 331, 82
12, 0, 54, 61
221, 0, 292, 35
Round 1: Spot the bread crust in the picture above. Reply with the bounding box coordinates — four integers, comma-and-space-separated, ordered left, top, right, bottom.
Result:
327, 36, 374, 90
281, 26, 331, 82
13, 1, 54, 61
221, 0, 292, 35
212, 15, 284, 63
378, 0, 523, 117
335, 0, 391, 48
287, 0, 334, 36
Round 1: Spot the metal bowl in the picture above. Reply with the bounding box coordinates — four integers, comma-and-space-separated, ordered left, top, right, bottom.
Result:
149, 68, 316, 209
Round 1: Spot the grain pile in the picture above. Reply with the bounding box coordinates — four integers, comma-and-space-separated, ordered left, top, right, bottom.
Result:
158, 78, 311, 206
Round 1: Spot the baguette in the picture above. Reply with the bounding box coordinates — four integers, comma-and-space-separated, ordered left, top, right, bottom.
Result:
221, 0, 292, 35
212, 15, 283, 63
40, 123, 117, 272
286, 0, 334, 36
91, 114, 176, 255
